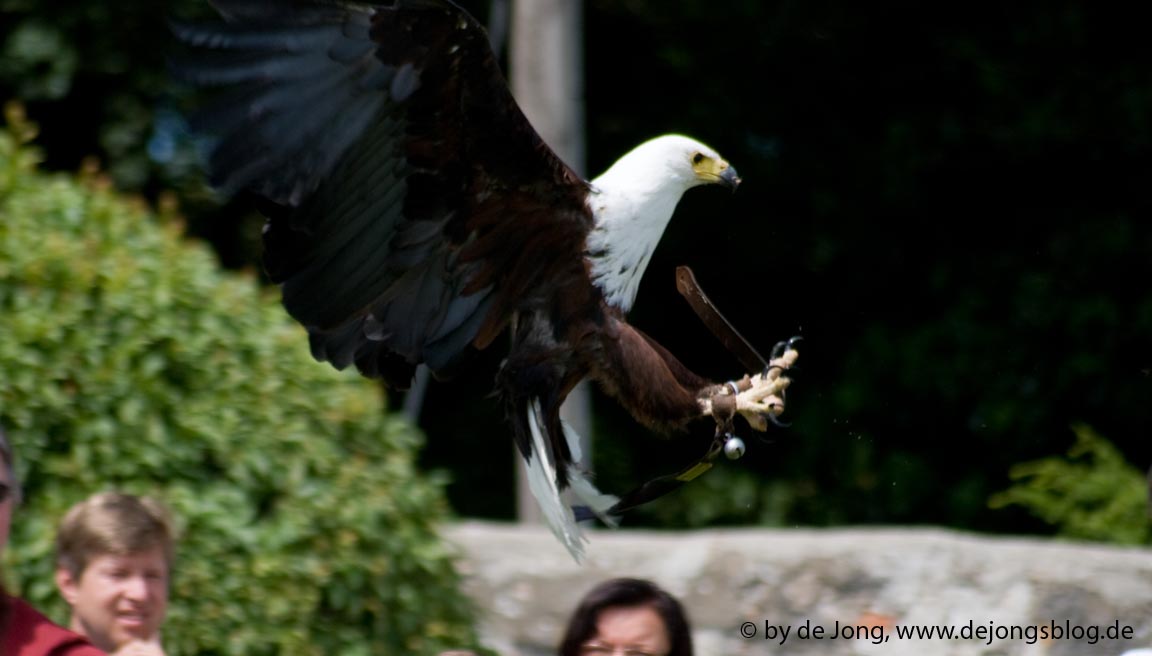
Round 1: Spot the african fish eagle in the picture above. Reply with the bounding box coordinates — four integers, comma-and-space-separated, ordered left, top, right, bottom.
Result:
176, 0, 790, 559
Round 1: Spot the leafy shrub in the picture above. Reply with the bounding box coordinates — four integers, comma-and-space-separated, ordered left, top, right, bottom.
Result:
0, 104, 482, 655
989, 423, 1151, 545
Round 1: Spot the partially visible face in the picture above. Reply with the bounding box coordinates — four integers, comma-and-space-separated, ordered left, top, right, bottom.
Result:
580, 604, 672, 656
56, 547, 170, 651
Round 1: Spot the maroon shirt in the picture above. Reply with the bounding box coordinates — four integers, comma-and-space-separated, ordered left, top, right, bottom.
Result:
2, 597, 105, 656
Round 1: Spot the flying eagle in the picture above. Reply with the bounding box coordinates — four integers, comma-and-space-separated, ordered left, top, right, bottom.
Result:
177, 0, 793, 558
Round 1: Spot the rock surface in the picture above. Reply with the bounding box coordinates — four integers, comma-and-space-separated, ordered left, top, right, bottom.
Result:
444, 522, 1152, 656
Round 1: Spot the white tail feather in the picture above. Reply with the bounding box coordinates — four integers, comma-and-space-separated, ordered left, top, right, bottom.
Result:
560, 419, 619, 528
524, 399, 586, 560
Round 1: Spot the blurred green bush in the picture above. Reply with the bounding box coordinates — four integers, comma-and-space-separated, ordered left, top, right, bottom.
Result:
990, 423, 1151, 546
0, 104, 482, 655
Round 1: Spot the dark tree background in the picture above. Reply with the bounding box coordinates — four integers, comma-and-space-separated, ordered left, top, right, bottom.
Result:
3, 0, 1148, 534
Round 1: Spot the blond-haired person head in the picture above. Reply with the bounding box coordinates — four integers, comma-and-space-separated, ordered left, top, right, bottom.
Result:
55, 492, 174, 656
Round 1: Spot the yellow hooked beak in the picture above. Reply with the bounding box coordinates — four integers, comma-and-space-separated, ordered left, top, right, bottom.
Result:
692, 153, 741, 190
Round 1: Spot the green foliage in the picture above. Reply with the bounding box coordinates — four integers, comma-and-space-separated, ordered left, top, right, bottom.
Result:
989, 424, 1151, 545
0, 106, 482, 655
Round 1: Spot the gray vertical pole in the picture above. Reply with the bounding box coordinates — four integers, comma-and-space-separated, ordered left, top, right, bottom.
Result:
509, 0, 590, 524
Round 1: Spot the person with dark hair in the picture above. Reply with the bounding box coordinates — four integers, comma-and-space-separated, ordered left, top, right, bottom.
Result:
1, 426, 105, 656
558, 578, 693, 656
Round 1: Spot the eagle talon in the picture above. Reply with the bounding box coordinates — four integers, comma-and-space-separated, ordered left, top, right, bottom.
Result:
761, 363, 784, 379
770, 335, 804, 360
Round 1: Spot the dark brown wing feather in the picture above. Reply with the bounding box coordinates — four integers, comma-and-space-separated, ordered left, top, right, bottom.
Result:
175, 0, 592, 387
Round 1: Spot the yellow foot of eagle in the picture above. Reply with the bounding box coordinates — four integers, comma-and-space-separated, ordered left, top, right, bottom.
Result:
704, 339, 801, 433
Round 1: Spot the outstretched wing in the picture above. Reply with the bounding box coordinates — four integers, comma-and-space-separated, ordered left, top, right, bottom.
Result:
175, 0, 593, 387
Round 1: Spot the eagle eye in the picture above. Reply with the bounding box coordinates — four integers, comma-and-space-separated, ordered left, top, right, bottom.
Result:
692, 152, 705, 165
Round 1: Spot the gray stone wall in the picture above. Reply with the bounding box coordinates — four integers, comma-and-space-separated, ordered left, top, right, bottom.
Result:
444, 522, 1152, 656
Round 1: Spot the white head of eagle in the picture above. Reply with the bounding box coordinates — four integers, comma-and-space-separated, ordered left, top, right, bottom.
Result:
585, 134, 740, 313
